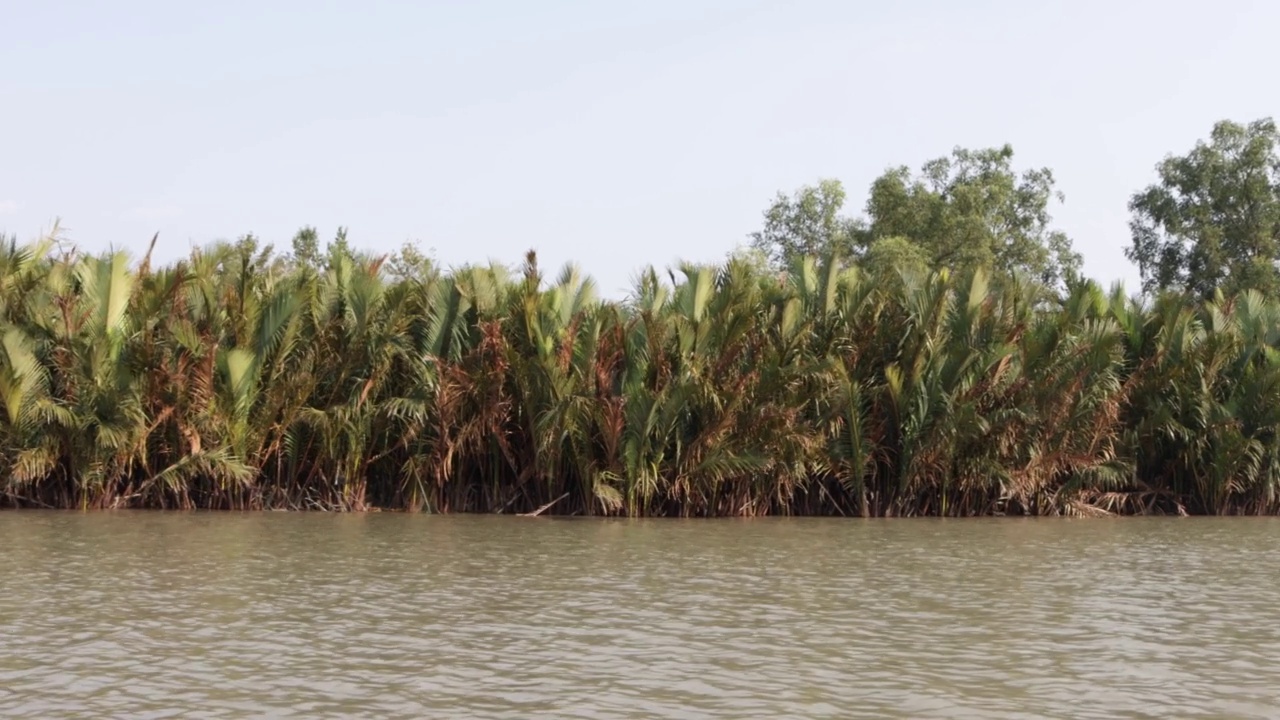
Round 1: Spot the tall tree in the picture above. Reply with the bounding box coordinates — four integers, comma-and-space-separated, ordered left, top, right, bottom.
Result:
1127, 118, 1280, 298
864, 145, 1081, 287
749, 146, 1081, 287
290, 226, 322, 269
748, 179, 865, 266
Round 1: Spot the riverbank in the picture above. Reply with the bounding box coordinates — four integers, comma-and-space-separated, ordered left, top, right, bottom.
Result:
3, 241, 1280, 516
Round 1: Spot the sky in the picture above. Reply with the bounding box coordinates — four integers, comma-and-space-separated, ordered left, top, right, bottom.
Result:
1, 0, 1276, 296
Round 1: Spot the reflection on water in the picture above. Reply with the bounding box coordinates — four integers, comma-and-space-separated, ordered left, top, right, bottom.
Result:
1, 514, 1279, 718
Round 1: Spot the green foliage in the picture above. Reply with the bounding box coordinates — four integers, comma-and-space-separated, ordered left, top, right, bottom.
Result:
748, 179, 865, 266
386, 240, 436, 281
1127, 118, 1280, 298
860, 236, 930, 283
3, 228, 1279, 516
865, 145, 1081, 287
290, 226, 321, 269
749, 146, 1081, 287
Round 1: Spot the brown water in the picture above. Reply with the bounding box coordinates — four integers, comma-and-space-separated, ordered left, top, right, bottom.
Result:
1, 514, 1279, 719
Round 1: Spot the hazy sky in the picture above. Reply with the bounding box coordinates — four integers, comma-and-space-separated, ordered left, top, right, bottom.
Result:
1, 0, 1275, 295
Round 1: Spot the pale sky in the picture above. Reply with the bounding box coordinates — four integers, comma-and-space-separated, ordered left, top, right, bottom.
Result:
2, 0, 1275, 295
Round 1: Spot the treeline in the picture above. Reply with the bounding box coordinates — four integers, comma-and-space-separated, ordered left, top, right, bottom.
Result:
1, 117, 1279, 515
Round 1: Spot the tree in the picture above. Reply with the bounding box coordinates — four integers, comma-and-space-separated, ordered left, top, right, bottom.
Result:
749, 146, 1081, 288
386, 240, 436, 281
864, 145, 1081, 287
1127, 118, 1280, 298
290, 225, 359, 271
860, 235, 930, 281
748, 179, 866, 266
290, 226, 321, 269
327, 226, 353, 265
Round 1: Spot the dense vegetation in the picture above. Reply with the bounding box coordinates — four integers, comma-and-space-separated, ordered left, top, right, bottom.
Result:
3, 118, 1280, 516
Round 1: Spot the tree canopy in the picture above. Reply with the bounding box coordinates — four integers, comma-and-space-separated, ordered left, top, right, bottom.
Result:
1127, 118, 1280, 298
747, 179, 864, 267
750, 145, 1081, 287
864, 145, 1081, 287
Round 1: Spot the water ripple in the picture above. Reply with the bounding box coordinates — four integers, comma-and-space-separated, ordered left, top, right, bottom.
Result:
1, 514, 1279, 718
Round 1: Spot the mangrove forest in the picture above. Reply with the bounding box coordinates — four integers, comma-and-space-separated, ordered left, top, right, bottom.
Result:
3, 117, 1280, 516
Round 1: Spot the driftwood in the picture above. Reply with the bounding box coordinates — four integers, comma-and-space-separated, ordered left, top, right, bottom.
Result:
519, 493, 569, 517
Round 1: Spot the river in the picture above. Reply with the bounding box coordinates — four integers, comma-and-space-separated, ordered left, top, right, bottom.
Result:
1, 514, 1278, 718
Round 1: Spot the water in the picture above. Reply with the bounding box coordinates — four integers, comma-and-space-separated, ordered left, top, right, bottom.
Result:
2, 514, 1279, 718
